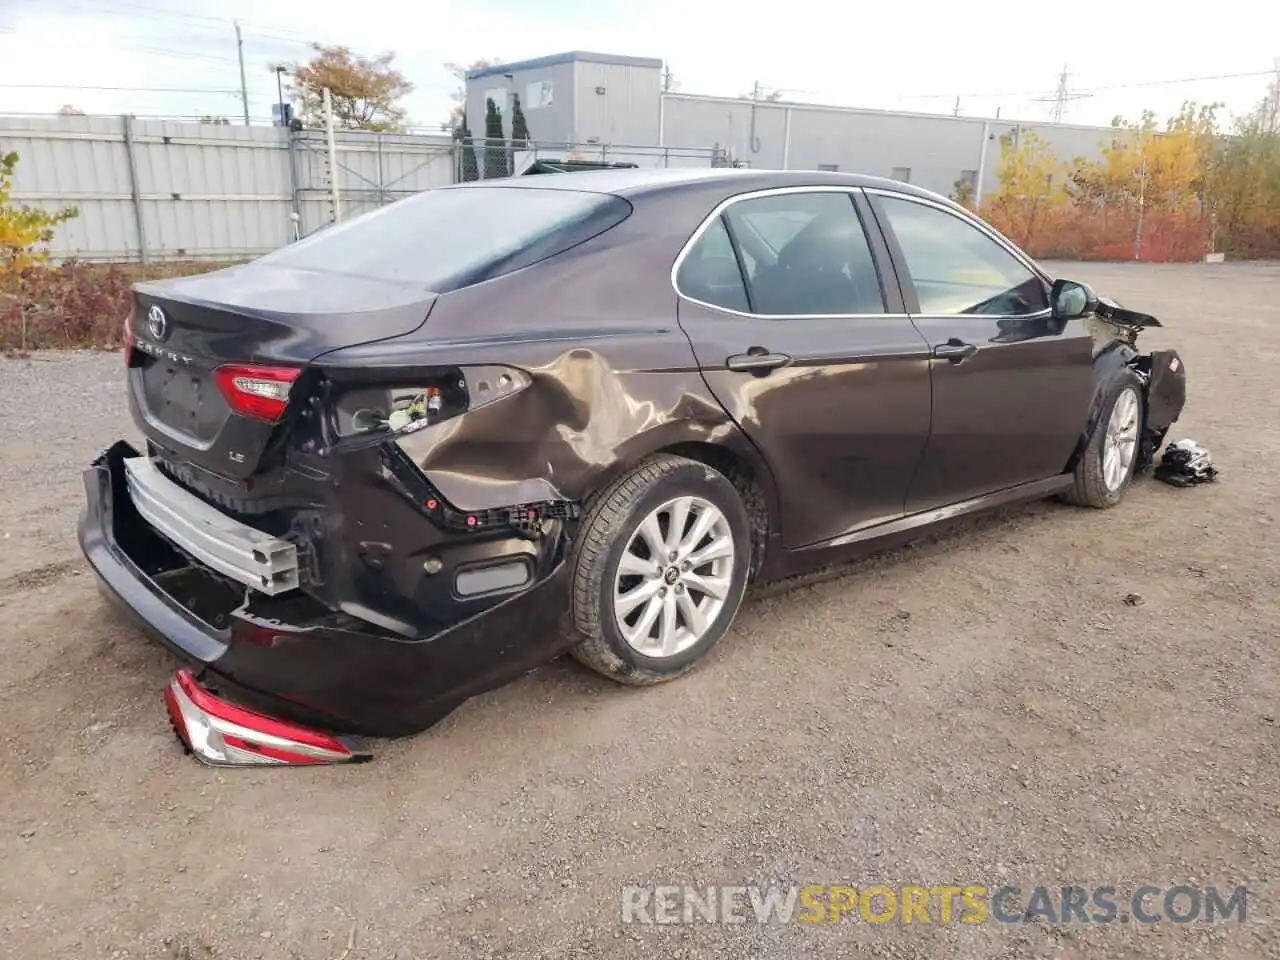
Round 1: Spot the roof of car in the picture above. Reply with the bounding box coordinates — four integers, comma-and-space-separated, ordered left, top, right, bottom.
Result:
449, 167, 949, 204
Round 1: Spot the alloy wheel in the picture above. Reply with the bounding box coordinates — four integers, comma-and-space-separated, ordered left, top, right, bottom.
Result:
1103, 387, 1141, 492
613, 496, 736, 658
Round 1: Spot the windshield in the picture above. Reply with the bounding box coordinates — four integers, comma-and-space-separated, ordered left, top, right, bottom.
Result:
261, 185, 631, 290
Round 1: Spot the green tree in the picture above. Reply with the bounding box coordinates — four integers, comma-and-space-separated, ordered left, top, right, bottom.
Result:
950, 173, 975, 209
292, 44, 413, 131
510, 93, 531, 146
1208, 89, 1280, 257
482, 97, 508, 179
454, 115, 479, 182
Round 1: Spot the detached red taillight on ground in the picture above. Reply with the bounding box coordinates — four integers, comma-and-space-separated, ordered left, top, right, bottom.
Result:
164, 669, 371, 766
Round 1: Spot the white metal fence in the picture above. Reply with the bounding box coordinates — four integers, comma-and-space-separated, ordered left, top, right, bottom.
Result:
2, 115, 726, 263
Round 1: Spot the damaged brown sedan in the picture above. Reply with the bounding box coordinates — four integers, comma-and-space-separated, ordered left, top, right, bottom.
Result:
78, 168, 1186, 748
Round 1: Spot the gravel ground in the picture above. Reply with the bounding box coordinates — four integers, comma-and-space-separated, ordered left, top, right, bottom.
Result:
0, 262, 1276, 960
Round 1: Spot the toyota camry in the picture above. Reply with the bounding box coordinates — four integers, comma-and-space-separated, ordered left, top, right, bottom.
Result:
79, 168, 1186, 759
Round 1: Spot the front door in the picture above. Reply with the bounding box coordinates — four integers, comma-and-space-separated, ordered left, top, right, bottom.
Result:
676, 188, 932, 549
866, 191, 1096, 513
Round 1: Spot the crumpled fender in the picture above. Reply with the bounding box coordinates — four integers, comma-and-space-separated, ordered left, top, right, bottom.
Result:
316, 337, 782, 534
393, 346, 748, 512
1069, 342, 1186, 473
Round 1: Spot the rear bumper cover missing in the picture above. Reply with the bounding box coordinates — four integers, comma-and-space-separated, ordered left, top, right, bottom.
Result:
123, 456, 299, 595
79, 441, 577, 737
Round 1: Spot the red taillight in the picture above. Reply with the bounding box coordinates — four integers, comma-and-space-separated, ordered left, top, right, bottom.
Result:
165, 669, 371, 766
213, 364, 301, 423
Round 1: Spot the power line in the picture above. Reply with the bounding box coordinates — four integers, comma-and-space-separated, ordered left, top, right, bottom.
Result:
1075, 69, 1275, 93
894, 68, 1275, 103
0, 110, 282, 121
89, 0, 290, 31
0, 83, 244, 94
115, 44, 242, 65
18, 0, 314, 44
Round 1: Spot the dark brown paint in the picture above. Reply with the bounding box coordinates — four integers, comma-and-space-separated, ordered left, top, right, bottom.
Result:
79, 169, 1186, 735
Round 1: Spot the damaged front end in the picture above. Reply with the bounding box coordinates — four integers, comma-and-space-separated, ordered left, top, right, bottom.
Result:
1083, 294, 1187, 471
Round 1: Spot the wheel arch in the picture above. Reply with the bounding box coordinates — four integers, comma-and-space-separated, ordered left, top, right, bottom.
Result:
579, 427, 780, 584
656, 440, 773, 583
1066, 341, 1141, 473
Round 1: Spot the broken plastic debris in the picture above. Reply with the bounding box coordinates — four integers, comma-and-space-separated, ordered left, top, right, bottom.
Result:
1155, 439, 1218, 487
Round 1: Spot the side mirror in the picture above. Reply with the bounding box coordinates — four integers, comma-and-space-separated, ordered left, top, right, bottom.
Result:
1050, 279, 1097, 321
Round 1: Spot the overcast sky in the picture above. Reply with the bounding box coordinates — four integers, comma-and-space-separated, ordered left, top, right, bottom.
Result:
0, 0, 1276, 131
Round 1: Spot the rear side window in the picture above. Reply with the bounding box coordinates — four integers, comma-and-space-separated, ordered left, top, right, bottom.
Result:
724, 193, 885, 316
259, 186, 631, 291
676, 218, 750, 313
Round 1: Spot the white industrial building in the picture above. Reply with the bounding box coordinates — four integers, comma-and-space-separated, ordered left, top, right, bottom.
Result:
466, 51, 1116, 199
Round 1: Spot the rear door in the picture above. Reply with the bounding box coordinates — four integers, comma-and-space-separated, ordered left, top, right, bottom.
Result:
865, 190, 1095, 512
676, 188, 932, 549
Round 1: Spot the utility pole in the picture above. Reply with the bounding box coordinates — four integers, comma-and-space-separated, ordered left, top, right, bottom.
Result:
1269, 56, 1280, 133
234, 21, 249, 126
1135, 126, 1147, 261
1050, 64, 1069, 123
974, 120, 992, 212
323, 87, 341, 223
747, 80, 761, 154
1033, 64, 1091, 123
273, 65, 287, 124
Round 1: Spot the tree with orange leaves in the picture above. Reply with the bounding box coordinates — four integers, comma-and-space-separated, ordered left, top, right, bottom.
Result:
1070, 104, 1218, 214
1209, 87, 1280, 258
291, 44, 413, 132
980, 128, 1068, 249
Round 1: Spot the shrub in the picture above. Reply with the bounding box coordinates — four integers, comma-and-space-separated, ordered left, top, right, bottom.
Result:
0, 151, 77, 276
0, 260, 227, 352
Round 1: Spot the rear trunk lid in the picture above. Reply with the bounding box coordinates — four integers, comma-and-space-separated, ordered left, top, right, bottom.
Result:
128, 261, 435, 480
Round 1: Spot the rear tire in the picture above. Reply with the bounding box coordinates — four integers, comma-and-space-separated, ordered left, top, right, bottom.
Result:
566, 454, 751, 685
1066, 370, 1144, 508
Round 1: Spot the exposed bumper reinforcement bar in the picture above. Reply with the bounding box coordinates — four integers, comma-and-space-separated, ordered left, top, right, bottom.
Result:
123, 455, 299, 595
79, 440, 579, 737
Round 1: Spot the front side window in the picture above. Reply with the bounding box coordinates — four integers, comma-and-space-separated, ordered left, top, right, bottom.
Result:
876, 195, 1049, 316
722, 192, 885, 316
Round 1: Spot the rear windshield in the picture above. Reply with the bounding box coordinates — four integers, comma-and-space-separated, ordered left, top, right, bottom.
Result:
260, 185, 631, 290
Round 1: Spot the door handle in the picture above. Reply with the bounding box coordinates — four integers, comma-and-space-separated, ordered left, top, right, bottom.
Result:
726, 349, 793, 374
933, 339, 978, 362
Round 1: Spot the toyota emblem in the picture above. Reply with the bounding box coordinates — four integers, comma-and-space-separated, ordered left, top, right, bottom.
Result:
146, 304, 169, 341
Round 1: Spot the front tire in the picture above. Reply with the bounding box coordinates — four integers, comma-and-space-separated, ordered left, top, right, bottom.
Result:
1066, 370, 1144, 508
567, 454, 751, 685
